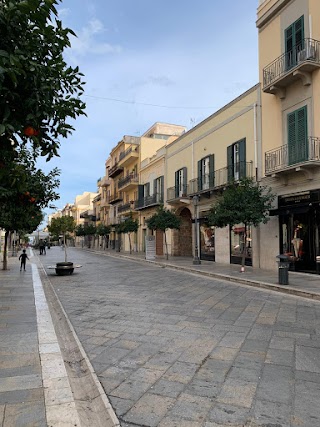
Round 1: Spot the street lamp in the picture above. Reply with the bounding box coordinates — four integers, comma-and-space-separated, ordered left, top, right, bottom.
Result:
192, 195, 201, 265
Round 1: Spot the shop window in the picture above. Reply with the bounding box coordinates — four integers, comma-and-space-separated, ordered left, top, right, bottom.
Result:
200, 223, 215, 261
230, 224, 252, 266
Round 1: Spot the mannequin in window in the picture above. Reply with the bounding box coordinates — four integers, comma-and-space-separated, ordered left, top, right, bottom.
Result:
291, 222, 303, 259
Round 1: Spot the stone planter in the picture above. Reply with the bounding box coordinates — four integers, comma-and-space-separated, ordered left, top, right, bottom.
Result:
55, 262, 74, 276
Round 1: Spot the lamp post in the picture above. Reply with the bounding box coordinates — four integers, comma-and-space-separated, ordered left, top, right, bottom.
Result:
192, 195, 201, 265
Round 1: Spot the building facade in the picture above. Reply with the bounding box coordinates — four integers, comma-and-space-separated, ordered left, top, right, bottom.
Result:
258, 0, 320, 273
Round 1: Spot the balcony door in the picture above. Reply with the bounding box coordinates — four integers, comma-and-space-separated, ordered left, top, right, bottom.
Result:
198, 155, 214, 191
175, 167, 187, 197
285, 16, 304, 70
287, 106, 308, 165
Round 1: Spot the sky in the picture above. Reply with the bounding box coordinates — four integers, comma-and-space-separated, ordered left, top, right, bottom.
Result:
39, 0, 260, 221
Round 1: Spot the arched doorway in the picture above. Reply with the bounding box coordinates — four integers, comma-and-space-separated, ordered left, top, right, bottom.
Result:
172, 207, 192, 256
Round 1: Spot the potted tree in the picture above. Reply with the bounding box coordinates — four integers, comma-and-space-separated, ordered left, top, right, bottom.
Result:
48, 216, 76, 275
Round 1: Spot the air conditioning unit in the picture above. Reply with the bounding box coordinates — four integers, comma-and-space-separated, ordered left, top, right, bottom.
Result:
297, 45, 317, 62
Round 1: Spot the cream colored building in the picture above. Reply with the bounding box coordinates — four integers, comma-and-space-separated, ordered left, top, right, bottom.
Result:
166, 84, 261, 266
107, 123, 186, 252
257, 0, 320, 273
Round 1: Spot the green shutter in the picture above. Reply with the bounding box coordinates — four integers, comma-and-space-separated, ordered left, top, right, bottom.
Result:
153, 179, 157, 197
182, 167, 187, 195
209, 154, 214, 187
227, 145, 233, 182
175, 171, 179, 198
285, 16, 304, 69
160, 176, 164, 202
198, 160, 202, 191
138, 184, 144, 202
239, 139, 246, 178
288, 106, 307, 165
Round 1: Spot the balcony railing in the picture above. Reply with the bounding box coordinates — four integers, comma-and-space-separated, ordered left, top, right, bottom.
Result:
118, 173, 139, 190
263, 39, 320, 90
167, 185, 189, 201
118, 202, 132, 213
99, 176, 111, 187
109, 192, 123, 204
108, 162, 124, 178
134, 194, 164, 210
119, 145, 138, 161
265, 137, 320, 174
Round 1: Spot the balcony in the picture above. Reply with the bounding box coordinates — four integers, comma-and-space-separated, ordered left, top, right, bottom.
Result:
167, 185, 189, 204
100, 198, 110, 208
109, 192, 123, 204
265, 137, 320, 177
118, 145, 139, 167
118, 202, 132, 214
118, 173, 139, 190
108, 162, 124, 178
263, 39, 320, 97
80, 210, 96, 221
99, 176, 111, 187
134, 194, 164, 210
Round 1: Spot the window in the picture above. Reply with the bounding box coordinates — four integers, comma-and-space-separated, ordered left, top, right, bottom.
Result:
287, 106, 308, 165
285, 16, 304, 69
143, 182, 150, 197
153, 176, 164, 202
175, 167, 187, 197
227, 138, 246, 181
198, 155, 214, 191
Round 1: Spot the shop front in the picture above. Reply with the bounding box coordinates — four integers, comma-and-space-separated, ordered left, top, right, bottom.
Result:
199, 220, 215, 261
270, 190, 320, 273
230, 224, 253, 266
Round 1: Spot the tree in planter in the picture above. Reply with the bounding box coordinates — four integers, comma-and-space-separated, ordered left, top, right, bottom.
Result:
120, 214, 139, 254
146, 205, 181, 260
96, 224, 111, 250
207, 178, 275, 271
47, 216, 76, 262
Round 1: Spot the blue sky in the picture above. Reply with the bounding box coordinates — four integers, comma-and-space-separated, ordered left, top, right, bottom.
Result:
40, 0, 260, 220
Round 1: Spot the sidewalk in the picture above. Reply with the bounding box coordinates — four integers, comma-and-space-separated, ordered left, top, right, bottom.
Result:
85, 247, 320, 302
0, 251, 81, 427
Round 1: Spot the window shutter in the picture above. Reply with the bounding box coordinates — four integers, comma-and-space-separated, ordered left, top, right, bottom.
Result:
153, 179, 157, 197
209, 154, 214, 187
175, 171, 179, 198
146, 182, 150, 197
182, 167, 187, 195
294, 16, 304, 49
160, 176, 164, 202
198, 159, 202, 191
239, 139, 246, 179
227, 145, 233, 182
138, 185, 144, 200
296, 106, 308, 162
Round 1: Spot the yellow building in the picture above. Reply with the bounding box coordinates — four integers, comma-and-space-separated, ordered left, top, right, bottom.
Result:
166, 84, 261, 266
108, 123, 186, 252
257, 0, 320, 273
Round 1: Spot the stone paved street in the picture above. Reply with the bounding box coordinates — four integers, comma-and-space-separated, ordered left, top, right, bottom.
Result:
41, 247, 320, 427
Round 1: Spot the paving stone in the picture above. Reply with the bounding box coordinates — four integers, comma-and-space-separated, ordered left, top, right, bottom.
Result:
167, 392, 213, 422
251, 399, 292, 427
256, 365, 294, 404
123, 393, 175, 427
108, 395, 135, 416
163, 361, 199, 384
2, 401, 46, 427
208, 402, 251, 425
265, 348, 294, 367
296, 345, 320, 373
0, 388, 44, 405
149, 379, 186, 398
293, 380, 320, 425
216, 377, 257, 408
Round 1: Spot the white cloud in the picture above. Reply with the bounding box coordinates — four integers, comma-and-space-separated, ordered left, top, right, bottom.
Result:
69, 18, 122, 57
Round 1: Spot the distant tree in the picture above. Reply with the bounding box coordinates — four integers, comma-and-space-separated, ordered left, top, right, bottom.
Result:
48, 216, 75, 262
120, 214, 139, 254
83, 224, 96, 248
207, 178, 275, 270
96, 224, 111, 250
146, 205, 181, 260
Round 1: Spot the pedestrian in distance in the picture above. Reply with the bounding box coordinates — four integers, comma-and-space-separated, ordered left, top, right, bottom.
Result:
19, 249, 29, 271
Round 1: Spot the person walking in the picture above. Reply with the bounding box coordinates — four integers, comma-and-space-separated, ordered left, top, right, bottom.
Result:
19, 249, 29, 271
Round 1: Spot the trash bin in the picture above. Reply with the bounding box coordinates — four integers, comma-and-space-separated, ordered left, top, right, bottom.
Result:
276, 255, 290, 285
316, 256, 320, 274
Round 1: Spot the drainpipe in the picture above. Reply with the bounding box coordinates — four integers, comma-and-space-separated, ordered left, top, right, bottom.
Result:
254, 102, 258, 181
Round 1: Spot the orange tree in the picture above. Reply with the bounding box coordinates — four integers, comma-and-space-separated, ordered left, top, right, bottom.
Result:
0, 0, 86, 189
0, 148, 59, 269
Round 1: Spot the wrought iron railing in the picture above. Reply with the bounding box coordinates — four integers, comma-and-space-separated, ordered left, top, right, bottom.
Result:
109, 192, 123, 203
167, 185, 189, 201
188, 162, 253, 194
265, 137, 320, 174
118, 173, 139, 189
118, 202, 132, 213
119, 145, 138, 161
263, 38, 320, 88
108, 162, 123, 177
134, 194, 164, 210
